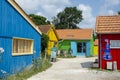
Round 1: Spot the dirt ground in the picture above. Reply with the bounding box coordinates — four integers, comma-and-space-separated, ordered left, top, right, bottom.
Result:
28, 57, 120, 80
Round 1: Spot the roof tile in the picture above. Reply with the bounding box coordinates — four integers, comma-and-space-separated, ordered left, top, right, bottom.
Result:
38, 25, 51, 34
96, 15, 120, 34
56, 29, 93, 40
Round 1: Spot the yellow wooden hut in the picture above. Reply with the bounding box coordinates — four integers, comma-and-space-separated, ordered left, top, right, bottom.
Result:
38, 25, 59, 55
94, 39, 98, 56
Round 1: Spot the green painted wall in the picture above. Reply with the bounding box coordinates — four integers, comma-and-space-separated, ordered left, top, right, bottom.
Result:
58, 39, 94, 55
58, 40, 71, 53
58, 32, 94, 56
90, 34, 94, 56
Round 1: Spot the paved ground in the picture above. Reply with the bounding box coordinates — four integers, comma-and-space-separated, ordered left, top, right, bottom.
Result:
28, 57, 120, 80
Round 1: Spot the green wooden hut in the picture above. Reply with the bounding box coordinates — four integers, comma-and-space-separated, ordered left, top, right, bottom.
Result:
56, 29, 94, 57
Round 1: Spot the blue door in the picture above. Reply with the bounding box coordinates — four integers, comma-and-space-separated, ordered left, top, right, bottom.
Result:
71, 42, 77, 56
77, 42, 86, 56
86, 42, 90, 57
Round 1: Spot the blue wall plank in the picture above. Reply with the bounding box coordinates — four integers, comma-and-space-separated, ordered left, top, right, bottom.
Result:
86, 42, 90, 57
0, 0, 41, 74
71, 41, 90, 57
71, 42, 77, 56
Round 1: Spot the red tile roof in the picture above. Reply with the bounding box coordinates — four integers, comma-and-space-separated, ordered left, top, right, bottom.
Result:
56, 29, 93, 40
96, 15, 120, 34
38, 25, 59, 39
38, 25, 51, 34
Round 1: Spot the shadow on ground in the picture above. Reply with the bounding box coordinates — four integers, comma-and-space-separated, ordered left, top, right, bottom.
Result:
80, 62, 93, 68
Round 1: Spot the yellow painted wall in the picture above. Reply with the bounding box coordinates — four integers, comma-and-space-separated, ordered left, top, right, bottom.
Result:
47, 28, 58, 55
94, 45, 98, 56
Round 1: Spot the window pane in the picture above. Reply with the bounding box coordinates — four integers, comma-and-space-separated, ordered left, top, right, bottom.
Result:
77, 43, 82, 53
110, 40, 120, 48
83, 43, 86, 53
13, 38, 33, 54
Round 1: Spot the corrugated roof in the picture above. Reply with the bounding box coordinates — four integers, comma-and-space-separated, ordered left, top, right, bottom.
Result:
94, 39, 98, 46
39, 25, 51, 34
56, 29, 93, 40
96, 15, 120, 34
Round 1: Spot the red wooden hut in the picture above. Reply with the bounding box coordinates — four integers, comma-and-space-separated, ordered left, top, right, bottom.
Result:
96, 15, 120, 70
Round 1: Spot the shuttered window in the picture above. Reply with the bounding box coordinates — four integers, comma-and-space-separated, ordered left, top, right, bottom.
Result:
110, 40, 120, 48
12, 38, 33, 55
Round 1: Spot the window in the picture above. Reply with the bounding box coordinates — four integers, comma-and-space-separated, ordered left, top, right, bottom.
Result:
77, 42, 86, 53
12, 38, 33, 55
77, 43, 82, 53
110, 40, 120, 48
83, 42, 86, 53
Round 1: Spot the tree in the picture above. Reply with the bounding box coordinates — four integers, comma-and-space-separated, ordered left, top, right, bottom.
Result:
118, 11, 120, 15
41, 33, 49, 52
29, 14, 50, 25
52, 7, 83, 29
40, 33, 49, 58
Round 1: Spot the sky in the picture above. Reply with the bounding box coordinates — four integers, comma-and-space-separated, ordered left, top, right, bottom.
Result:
16, 0, 120, 29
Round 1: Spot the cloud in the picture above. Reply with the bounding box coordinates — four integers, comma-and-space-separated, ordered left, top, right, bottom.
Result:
16, 0, 71, 20
35, 12, 45, 17
77, 4, 95, 28
39, 0, 71, 20
39, 0, 71, 6
108, 10, 114, 15
41, 5, 63, 17
16, 0, 40, 11
99, 0, 120, 15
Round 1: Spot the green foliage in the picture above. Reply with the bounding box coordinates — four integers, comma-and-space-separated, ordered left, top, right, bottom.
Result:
57, 49, 75, 58
57, 53, 75, 58
32, 58, 42, 69
6, 59, 52, 80
94, 35, 98, 40
29, 14, 50, 25
41, 33, 49, 51
118, 11, 120, 15
52, 7, 83, 29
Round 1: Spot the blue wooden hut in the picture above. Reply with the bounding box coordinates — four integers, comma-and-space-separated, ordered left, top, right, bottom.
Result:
0, 0, 42, 75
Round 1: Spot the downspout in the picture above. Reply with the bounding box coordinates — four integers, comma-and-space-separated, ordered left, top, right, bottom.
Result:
100, 34, 102, 70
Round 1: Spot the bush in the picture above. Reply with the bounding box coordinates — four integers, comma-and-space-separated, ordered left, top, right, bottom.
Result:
57, 53, 75, 58
57, 50, 75, 58
41, 33, 49, 52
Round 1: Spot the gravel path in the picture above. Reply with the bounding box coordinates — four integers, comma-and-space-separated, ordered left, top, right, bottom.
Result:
28, 57, 120, 80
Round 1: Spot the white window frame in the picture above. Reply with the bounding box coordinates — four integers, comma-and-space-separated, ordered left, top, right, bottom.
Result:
110, 40, 120, 49
12, 37, 34, 56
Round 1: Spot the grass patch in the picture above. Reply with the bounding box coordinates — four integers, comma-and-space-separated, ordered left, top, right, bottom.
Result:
6, 59, 52, 80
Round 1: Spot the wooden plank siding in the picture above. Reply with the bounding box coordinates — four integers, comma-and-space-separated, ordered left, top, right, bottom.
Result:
58, 40, 93, 57
0, 0, 41, 74
47, 28, 58, 55
98, 34, 120, 70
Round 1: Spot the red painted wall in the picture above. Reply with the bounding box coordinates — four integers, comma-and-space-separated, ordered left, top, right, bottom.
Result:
98, 34, 120, 70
